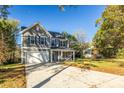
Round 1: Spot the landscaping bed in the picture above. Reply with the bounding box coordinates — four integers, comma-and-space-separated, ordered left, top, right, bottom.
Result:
0, 63, 26, 88
64, 59, 124, 76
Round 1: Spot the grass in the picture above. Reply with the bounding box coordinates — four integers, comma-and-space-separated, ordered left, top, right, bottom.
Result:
64, 58, 124, 76
0, 63, 26, 88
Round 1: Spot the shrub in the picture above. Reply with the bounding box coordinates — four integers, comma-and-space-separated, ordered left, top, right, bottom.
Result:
119, 62, 124, 67
116, 48, 124, 58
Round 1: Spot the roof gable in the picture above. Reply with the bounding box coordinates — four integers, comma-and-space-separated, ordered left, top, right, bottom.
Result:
21, 23, 52, 37
21, 23, 67, 39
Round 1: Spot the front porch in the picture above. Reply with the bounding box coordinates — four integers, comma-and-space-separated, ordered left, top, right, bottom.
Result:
50, 49, 75, 62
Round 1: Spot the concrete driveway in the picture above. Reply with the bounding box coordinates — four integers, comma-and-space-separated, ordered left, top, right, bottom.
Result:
26, 63, 124, 88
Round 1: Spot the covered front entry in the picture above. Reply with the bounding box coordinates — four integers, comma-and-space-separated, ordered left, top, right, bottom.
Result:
50, 49, 75, 62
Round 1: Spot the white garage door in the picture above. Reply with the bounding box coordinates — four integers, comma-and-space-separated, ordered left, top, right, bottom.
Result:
26, 51, 49, 64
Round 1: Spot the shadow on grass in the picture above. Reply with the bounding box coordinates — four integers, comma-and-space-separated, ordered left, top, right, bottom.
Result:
1, 69, 25, 79
90, 59, 124, 63
87, 63, 98, 67
0, 79, 5, 84
0, 65, 26, 85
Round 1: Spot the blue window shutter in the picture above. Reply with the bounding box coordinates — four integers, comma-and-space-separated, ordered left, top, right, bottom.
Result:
35, 36, 37, 44
27, 35, 30, 46
39, 36, 41, 45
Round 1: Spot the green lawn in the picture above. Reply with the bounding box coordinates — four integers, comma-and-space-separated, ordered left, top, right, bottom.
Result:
0, 63, 26, 88
64, 58, 124, 76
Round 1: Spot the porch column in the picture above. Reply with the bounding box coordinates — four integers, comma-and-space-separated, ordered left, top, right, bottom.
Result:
67, 40, 69, 48
73, 51, 75, 61
50, 50, 52, 62
61, 51, 63, 61
58, 51, 60, 62
21, 49, 23, 64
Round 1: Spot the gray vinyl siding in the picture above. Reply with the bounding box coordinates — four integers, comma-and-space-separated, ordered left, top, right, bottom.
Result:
22, 25, 50, 49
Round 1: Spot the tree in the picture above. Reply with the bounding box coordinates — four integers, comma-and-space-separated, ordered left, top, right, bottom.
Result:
58, 5, 65, 12
62, 31, 77, 41
73, 31, 89, 58
0, 5, 11, 19
0, 5, 19, 64
58, 5, 77, 12
93, 5, 124, 58
0, 19, 19, 64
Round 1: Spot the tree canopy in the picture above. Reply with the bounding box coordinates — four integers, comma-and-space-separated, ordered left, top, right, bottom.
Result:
0, 5, 11, 19
93, 5, 124, 57
0, 6, 19, 64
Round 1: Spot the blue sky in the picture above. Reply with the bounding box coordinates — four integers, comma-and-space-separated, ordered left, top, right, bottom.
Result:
8, 5, 105, 42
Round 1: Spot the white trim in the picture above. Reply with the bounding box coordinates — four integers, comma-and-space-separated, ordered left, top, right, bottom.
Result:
50, 50, 52, 62
52, 37, 68, 40
21, 23, 39, 34
22, 47, 50, 50
39, 24, 52, 37
73, 51, 75, 60
51, 49, 75, 52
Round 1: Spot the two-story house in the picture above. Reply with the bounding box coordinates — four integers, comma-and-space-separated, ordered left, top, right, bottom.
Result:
21, 23, 75, 64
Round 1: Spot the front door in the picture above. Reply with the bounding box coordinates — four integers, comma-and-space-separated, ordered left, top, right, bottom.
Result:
52, 51, 58, 62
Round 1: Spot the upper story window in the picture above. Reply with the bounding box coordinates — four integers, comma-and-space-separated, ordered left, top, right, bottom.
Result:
31, 36, 35, 44
60, 40, 67, 48
51, 38, 68, 48
63, 41, 67, 47
27, 36, 46, 46
55, 39, 59, 47
40, 37, 45, 45
51, 39, 60, 47
60, 41, 62, 47
51, 39, 55, 47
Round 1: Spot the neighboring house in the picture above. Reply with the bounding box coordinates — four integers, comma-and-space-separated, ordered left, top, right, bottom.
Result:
83, 46, 103, 58
21, 23, 75, 64
83, 48, 93, 58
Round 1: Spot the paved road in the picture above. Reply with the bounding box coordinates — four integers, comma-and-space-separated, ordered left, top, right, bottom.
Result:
26, 63, 124, 88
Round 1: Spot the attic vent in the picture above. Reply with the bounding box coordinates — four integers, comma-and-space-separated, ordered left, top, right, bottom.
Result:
36, 26, 40, 31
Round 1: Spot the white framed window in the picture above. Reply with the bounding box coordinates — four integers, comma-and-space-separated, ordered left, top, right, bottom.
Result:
60, 41, 62, 47
59, 40, 67, 48
56, 39, 59, 47
35, 36, 41, 45
40, 37, 44, 45
30, 36, 34, 44
27, 35, 47, 46
63, 41, 67, 47
27, 35, 30, 46
51, 39, 55, 47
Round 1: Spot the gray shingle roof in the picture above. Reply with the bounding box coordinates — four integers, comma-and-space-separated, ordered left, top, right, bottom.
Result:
48, 31, 65, 39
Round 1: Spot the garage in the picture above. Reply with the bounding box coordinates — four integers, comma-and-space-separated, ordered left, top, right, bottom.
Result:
26, 50, 49, 64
